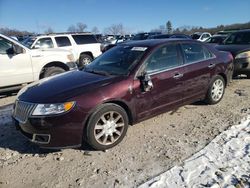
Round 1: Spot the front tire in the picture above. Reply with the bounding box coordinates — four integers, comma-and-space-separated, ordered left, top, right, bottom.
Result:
79, 54, 93, 70
43, 66, 65, 78
205, 75, 225, 105
86, 104, 129, 150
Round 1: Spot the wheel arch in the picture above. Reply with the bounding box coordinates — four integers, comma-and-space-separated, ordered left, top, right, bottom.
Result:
79, 51, 94, 59
39, 61, 69, 79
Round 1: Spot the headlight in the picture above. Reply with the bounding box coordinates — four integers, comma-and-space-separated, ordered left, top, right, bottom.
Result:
67, 54, 75, 62
32, 101, 75, 116
235, 51, 250, 59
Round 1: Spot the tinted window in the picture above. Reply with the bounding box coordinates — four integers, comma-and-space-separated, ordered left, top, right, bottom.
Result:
33, 37, 53, 49
85, 46, 146, 75
192, 34, 201, 40
146, 44, 179, 73
225, 32, 250, 45
72, 35, 98, 44
55, 37, 71, 47
181, 43, 214, 64
22, 37, 36, 48
0, 37, 13, 54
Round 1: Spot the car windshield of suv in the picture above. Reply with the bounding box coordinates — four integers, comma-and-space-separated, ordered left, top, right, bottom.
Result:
22, 37, 36, 48
224, 32, 250, 45
85, 46, 147, 75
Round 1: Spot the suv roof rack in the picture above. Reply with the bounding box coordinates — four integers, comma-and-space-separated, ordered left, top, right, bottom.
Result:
37, 32, 93, 36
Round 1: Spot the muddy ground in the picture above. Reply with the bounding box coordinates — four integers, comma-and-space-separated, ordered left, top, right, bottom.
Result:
0, 78, 249, 188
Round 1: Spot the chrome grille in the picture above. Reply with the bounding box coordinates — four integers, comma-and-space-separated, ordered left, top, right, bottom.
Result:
13, 101, 36, 123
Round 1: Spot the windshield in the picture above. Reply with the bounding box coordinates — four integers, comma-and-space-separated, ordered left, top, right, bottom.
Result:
85, 46, 147, 75
224, 32, 250, 45
22, 37, 36, 48
192, 34, 201, 40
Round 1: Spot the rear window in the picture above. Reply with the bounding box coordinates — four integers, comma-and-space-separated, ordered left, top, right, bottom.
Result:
55, 37, 71, 47
72, 35, 98, 44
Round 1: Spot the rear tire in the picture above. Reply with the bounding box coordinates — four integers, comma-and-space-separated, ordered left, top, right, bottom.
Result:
79, 54, 93, 70
85, 103, 129, 150
43, 67, 65, 78
205, 75, 225, 105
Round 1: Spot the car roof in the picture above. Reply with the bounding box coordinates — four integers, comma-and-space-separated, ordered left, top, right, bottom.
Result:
233, 29, 250, 34
119, 38, 193, 48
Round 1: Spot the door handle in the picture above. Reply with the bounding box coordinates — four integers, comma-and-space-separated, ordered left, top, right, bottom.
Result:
208, 63, 215, 68
173, 73, 183, 79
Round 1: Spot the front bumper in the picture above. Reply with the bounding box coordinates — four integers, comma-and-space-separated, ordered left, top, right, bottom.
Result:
234, 57, 250, 75
13, 107, 88, 149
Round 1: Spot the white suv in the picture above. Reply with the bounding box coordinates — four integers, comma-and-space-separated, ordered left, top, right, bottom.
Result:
23, 33, 102, 69
0, 34, 77, 93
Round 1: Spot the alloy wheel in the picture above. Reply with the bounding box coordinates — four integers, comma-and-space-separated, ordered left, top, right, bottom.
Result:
211, 79, 224, 102
94, 111, 125, 145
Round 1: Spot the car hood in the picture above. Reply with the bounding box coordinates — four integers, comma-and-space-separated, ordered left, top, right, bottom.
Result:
215, 44, 250, 56
18, 71, 122, 103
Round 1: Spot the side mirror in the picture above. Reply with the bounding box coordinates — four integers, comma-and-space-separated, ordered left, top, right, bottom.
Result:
13, 44, 24, 54
139, 72, 153, 92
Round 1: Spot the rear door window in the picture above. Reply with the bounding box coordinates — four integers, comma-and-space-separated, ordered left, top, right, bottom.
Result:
181, 43, 214, 64
72, 35, 98, 44
55, 36, 72, 47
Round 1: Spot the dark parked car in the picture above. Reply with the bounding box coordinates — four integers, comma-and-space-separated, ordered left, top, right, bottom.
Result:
131, 32, 161, 40
148, 34, 191, 39
215, 29, 250, 77
204, 35, 227, 44
13, 39, 233, 150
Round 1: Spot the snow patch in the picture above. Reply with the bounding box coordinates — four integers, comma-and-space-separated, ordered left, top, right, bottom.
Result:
139, 115, 250, 188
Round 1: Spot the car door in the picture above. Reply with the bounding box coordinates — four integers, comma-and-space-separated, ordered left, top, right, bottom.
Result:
134, 43, 184, 120
0, 37, 33, 87
180, 42, 216, 104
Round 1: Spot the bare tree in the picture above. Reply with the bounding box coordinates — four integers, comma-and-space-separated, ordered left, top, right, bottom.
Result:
76, 22, 87, 32
44, 27, 54, 34
104, 24, 125, 35
67, 25, 77, 32
0, 27, 34, 36
91, 26, 99, 34
67, 22, 87, 32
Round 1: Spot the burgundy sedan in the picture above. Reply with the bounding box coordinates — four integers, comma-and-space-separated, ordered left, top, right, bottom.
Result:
13, 39, 233, 150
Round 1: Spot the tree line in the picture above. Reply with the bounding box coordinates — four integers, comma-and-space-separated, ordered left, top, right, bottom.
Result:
1, 21, 250, 37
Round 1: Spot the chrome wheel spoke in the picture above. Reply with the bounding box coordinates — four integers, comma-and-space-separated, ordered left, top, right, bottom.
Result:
96, 130, 105, 139
110, 135, 115, 143
102, 135, 108, 144
95, 125, 104, 130
116, 123, 124, 127
101, 115, 107, 123
114, 130, 121, 136
114, 114, 122, 123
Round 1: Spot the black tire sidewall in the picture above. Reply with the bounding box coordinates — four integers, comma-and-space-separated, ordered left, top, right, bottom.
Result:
43, 67, 65, 78
205, 75, 225, 105
86, 104, 129, 150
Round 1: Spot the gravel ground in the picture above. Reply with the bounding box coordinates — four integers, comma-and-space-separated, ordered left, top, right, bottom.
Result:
0, 78, 249, 188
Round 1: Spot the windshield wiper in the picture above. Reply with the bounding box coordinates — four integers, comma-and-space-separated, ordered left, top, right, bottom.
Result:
85, 69, 111, 76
